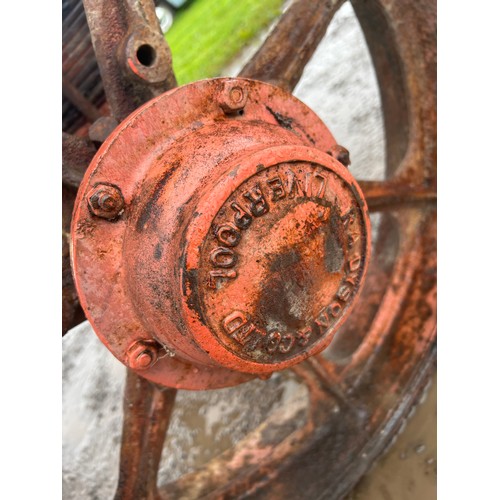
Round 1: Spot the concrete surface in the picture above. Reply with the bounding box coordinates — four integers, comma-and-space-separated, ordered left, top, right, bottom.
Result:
63, 3, 436, 498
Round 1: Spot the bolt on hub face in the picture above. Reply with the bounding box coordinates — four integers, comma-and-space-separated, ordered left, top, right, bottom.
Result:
71, 78, 371, 389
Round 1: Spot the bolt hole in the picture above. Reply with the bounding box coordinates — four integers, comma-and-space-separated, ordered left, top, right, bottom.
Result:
136, 44, 156, 67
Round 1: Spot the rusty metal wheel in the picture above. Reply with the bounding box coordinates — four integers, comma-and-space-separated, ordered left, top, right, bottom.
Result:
62, 0, 436, 498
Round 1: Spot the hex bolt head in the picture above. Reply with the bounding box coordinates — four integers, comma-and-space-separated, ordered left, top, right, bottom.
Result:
331, 145, 351, 168
219, 81, 248, 114
126, 340, 160, 371
87, 184, 125, 220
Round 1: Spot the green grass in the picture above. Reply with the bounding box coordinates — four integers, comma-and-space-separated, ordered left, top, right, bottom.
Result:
165, 0, 283, 85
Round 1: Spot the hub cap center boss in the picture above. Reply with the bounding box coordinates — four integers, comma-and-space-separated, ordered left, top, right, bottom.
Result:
71, 78, 370, 389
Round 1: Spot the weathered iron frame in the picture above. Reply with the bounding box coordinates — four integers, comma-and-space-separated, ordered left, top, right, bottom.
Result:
62, 0, 436, 497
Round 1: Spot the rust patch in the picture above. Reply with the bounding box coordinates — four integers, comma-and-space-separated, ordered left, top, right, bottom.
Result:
266, 105, 293, 130
136, 166, 176, 232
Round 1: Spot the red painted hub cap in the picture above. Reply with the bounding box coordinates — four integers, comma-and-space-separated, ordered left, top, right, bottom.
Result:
71, 78, 371, 389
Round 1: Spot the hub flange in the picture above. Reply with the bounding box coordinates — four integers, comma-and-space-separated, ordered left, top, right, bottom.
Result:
71, 78, 370, 389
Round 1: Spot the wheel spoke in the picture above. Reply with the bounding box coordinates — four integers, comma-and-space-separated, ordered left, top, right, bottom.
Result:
114, 369, 177, 500
359, 179, 436, 212
294, 357, 358, 412
82, 0, 177, 122
239, 0, 345, 92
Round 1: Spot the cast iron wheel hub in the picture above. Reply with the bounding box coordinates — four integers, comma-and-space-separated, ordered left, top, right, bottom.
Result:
71, 77, 370, 389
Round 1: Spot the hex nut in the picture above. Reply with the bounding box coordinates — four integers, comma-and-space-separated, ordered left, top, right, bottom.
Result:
126, 340, 160, 370
87, 184, 125, 220
219, 81, 248, 114
331, 145, 351, 168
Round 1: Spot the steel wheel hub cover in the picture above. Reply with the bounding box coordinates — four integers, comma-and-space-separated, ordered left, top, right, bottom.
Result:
71, 78, 371, 389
